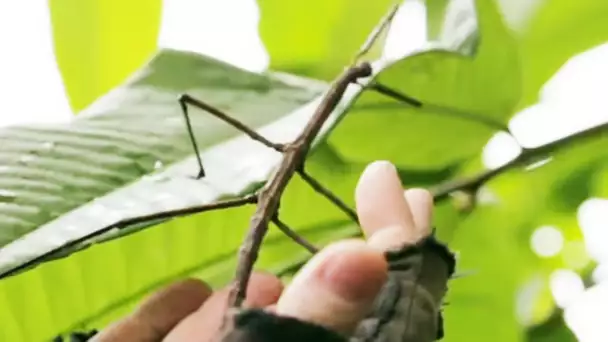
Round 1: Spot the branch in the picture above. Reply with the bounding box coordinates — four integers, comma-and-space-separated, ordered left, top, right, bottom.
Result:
297, 169, 359, 223
432, 121, 608, 201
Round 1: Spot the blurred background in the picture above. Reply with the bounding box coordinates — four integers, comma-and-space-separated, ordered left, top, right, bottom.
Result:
0, 0, 607, 341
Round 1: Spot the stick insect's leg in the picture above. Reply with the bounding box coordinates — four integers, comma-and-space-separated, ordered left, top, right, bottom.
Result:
272, 216, 319, 254
297, 168, 359, 223
179, 95, 207, 179
179, 94, 284, 152
365, 83, 510, 131
116, 194, 259, 228
0, 195, 259, 281
366, 83, 423, 107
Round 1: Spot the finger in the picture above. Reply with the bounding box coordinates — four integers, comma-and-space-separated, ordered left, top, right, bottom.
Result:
404, 188, 433, 236
163, 272, 283, 342
90, 316, 157, 342
92, 278, 212, 342
275, 239, 388, 336
355, 161, 418, 251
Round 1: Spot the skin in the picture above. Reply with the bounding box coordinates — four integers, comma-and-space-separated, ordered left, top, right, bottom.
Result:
92, 160, 434, 342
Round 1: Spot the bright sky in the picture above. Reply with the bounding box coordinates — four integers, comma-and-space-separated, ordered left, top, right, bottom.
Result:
0, 0, 607, 340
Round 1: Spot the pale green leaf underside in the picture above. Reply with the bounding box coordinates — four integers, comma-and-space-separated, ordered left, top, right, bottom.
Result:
0, 48, 327, 273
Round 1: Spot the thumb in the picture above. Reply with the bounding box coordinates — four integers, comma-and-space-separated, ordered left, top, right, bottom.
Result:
274, 240, 388, 336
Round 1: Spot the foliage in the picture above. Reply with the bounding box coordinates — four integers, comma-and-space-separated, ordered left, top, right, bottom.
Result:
0, 0, 607, 341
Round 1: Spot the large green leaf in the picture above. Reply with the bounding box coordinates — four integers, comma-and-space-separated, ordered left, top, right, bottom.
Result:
0, 48, 328, 341
257, 0, 395, 80
48, 0, 163, 111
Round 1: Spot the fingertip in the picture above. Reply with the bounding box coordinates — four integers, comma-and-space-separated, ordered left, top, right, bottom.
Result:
162, 272, 284, 342
133, 278, 212, 337
405, 188, 434, 236
245, 271, 284, 308
315, 242, 388, 302
276, 240, 387, 335
355, 160, 416, 242
355, 161, 396, 211
91, 316, 155, 342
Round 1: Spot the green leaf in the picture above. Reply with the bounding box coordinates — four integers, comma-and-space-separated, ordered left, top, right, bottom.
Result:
257, 0, 395, 79
0, 48, 327, 341
48, 0, 163, 112
326, 0, 520, 169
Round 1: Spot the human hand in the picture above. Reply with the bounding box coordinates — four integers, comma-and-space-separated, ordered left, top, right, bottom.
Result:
92, 160, 436, 342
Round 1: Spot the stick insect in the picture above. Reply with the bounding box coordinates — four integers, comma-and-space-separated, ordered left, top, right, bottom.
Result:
0, 2, 407, 296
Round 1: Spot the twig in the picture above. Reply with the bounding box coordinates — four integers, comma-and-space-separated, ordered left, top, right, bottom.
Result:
431, 121, 608, 201
272, 217, 319, 254
297, 169, 359, 222
0, 195, 258, 280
